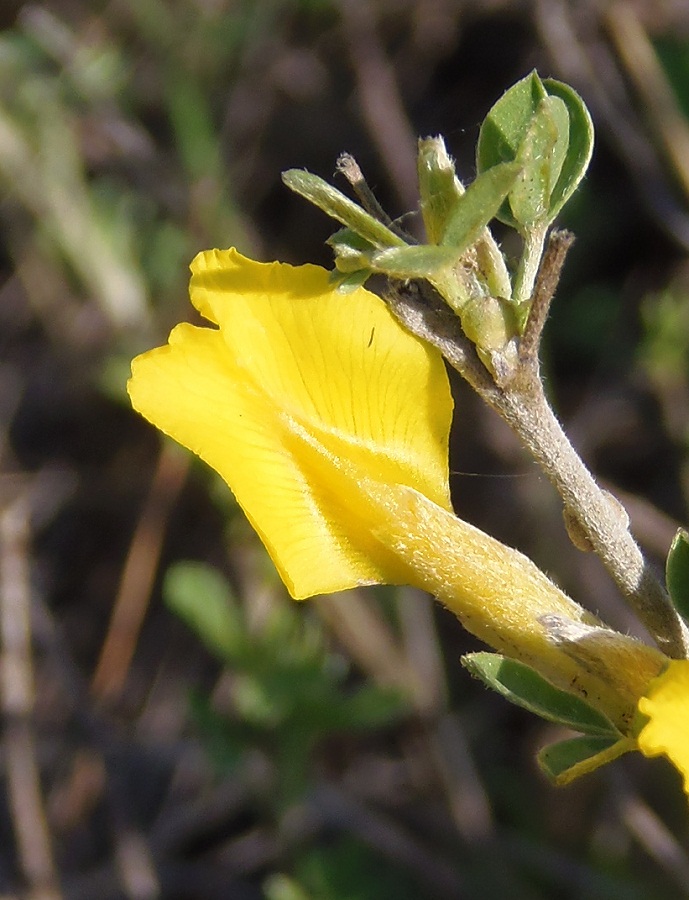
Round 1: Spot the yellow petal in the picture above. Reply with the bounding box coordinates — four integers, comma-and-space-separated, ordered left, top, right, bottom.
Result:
281, 422, 641, 730
637, 660, 689, 794
128, 249, 453, 598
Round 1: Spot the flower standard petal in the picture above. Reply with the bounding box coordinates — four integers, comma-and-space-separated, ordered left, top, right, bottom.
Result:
637, 660, 689, 795
128, 250, 453, 598
189, 248, 452, 503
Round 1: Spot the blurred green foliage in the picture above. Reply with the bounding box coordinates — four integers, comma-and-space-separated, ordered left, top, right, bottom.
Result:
164, 562, 415, 895
641, 280, 689, 383
655, 38, 689, 120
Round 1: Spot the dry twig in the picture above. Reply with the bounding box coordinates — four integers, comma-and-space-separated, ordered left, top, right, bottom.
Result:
0, 495, 61, 900
338, 0, 420, 217
91, 442, 188, 704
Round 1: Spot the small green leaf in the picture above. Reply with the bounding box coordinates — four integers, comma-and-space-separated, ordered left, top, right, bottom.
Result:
456, 293, 516, 356
417, 135, 465, 244
332, 250, 370, 274
666, 528, 689, 623
538, 735, 634, 786
508, 96, 569, 228
329, 269, 372, 292
477, 71, 548, 170
283, 169, 406, 250
328, 228, 375, 273
369, 244, 459, 278
477, 71, 594, 228
543, 78, 594, 218
327, 227, 375, 252
440, 161, 522, 250
462, 652, 619, 736
163, 561, 244, 661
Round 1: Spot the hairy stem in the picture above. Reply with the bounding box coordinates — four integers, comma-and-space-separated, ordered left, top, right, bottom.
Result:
493, 372, 688, 659
513, 224, 547, 318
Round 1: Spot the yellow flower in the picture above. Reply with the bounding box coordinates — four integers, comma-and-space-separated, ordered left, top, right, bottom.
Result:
129, 248, 452, 597
637, 660, 689, 795
128, 248, 663, 731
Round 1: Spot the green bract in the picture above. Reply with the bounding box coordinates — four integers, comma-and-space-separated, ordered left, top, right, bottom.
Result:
282, 169, 405, 250
462, 652, 640, 786
537, 735, 634, 786
367, 244, 460, 278
462, 652, 619, 736
439, 161, 521, 249
417, 136, 465, 245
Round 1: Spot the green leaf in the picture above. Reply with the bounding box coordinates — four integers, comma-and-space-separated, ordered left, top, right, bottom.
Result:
329, 269, 371, 292
369, 244, 459, 278
440, 161, 522, 250
538, 734, 634, 786
543, 77, 594, 218
477, 71, 548, 171
163, 561, 244, 661
462, 652, 619, 736
327, 227, 375, 253
476, 71, 594, 228
666, 528, 689, 623
417, 135, 465, 244
328, 227, 374, 273
282, 169, 406, 250
508, 96, 568, 228
332, 252, 369, 274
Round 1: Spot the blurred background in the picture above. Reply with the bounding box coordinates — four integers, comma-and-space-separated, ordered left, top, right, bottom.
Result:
1, 0, 689, 897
